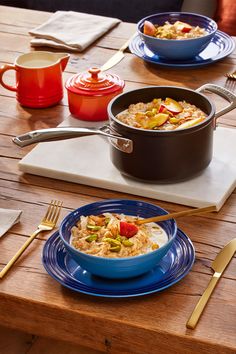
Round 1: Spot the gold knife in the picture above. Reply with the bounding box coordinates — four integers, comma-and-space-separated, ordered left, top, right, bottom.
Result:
100, 33, 136, 72
186, 238, 236, 329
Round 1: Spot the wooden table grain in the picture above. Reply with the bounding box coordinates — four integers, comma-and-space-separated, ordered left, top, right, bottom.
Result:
0, 5, 236, 354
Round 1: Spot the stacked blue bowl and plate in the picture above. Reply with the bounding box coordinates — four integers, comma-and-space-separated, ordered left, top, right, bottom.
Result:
42, 199, 195, 297
130, 12, 235, 67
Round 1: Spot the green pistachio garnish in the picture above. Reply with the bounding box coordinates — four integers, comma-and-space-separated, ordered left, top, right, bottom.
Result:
122, 239, 134, 247
116, 235, 123, 242
103, 237, 122, 252
85, 234, 98, 242
103, 238, 121, 247
146, 110, 154, 117
87, 224, 101, 231
110, 245, 121, 252
116, 235, 126, 242
105, 217, 110, 225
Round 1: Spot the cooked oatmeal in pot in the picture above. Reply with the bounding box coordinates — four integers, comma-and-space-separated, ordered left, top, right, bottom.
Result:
116, 97, 207, 130
70, 213, 168, 258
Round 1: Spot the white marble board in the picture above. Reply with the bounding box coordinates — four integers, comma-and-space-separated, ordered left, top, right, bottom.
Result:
18, 116, 236, 211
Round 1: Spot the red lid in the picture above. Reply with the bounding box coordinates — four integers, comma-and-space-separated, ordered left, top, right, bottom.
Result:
65, 67, 125, 96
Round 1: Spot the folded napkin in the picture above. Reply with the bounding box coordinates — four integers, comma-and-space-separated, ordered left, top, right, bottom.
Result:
0, 208, 22, 238
29, 11, 121, 51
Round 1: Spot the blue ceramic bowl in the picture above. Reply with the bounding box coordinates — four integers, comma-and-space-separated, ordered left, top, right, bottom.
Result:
59, 199, 177, 279
137, 12, 218, 60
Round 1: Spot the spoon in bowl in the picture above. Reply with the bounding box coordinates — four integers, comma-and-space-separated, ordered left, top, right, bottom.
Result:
135, 205, 217, 225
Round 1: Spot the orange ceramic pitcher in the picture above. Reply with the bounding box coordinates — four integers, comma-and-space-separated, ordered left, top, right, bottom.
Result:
0, 51, 70, 108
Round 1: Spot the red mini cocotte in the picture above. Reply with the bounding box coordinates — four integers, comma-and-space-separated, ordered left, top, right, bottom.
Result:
65, 67, 125, 121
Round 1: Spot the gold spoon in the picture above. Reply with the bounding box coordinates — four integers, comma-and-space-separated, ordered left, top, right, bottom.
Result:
135, 205, 217, 225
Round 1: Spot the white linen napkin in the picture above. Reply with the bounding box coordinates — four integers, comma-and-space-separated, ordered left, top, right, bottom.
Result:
29, 11, 121, 51
0, 208, 22, 237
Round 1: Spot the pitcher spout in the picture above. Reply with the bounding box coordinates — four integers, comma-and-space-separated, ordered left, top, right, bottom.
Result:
54, 53, 70, 71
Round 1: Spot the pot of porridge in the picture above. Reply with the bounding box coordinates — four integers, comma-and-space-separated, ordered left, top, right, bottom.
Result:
107, 84, 236, 182
13, 84, 236, 182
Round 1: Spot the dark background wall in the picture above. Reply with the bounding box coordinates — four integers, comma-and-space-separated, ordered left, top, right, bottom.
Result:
0, 0, 183, 22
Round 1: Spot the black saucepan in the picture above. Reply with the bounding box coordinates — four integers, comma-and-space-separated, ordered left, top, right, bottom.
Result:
13, 84, 236, 183
107, 84, 236, 182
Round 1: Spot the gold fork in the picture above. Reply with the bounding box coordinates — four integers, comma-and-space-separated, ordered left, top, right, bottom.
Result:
225, 70, 236, 80
225, 78, 236, 92
0, 200, 63, 279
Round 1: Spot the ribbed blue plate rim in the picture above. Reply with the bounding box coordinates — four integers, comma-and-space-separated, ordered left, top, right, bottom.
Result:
42, 229, 195, 298
129, 30, 235, 68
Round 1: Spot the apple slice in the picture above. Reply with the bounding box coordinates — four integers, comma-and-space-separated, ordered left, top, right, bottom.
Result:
147, 113, 169, 129
181, 25, 192, 33
143, 20, 156, 36
176, 117, 204, 130
158, 104, 166, 113
135, 112, 150, 129
163, 98, 183, 115
174, 21, 192, 33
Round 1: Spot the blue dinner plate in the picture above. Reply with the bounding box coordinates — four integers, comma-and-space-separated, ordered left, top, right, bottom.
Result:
42, 229, 195, 298
129, 31, 235, 68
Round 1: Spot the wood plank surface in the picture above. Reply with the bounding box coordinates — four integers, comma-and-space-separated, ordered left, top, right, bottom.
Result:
0, 5, 236, 354
0, 325, 104, 354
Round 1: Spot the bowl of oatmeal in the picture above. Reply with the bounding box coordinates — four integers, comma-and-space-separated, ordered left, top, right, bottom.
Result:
59, 199, 177, 279
137, 12, 217, 60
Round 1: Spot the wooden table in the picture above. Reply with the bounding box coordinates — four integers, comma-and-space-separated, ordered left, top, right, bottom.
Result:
0, 5, 236, 354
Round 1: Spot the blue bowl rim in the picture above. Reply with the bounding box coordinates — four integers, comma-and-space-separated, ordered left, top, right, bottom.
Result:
137, 11, 218, 42
59, 199, 178, 262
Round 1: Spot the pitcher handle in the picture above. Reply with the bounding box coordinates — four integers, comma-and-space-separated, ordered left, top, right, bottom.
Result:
0, 64, 18, 91
196, 84, 236, 120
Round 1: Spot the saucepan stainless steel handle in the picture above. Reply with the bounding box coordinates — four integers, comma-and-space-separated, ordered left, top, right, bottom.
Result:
196, 84, 236, 119
12, 125, 133, 153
